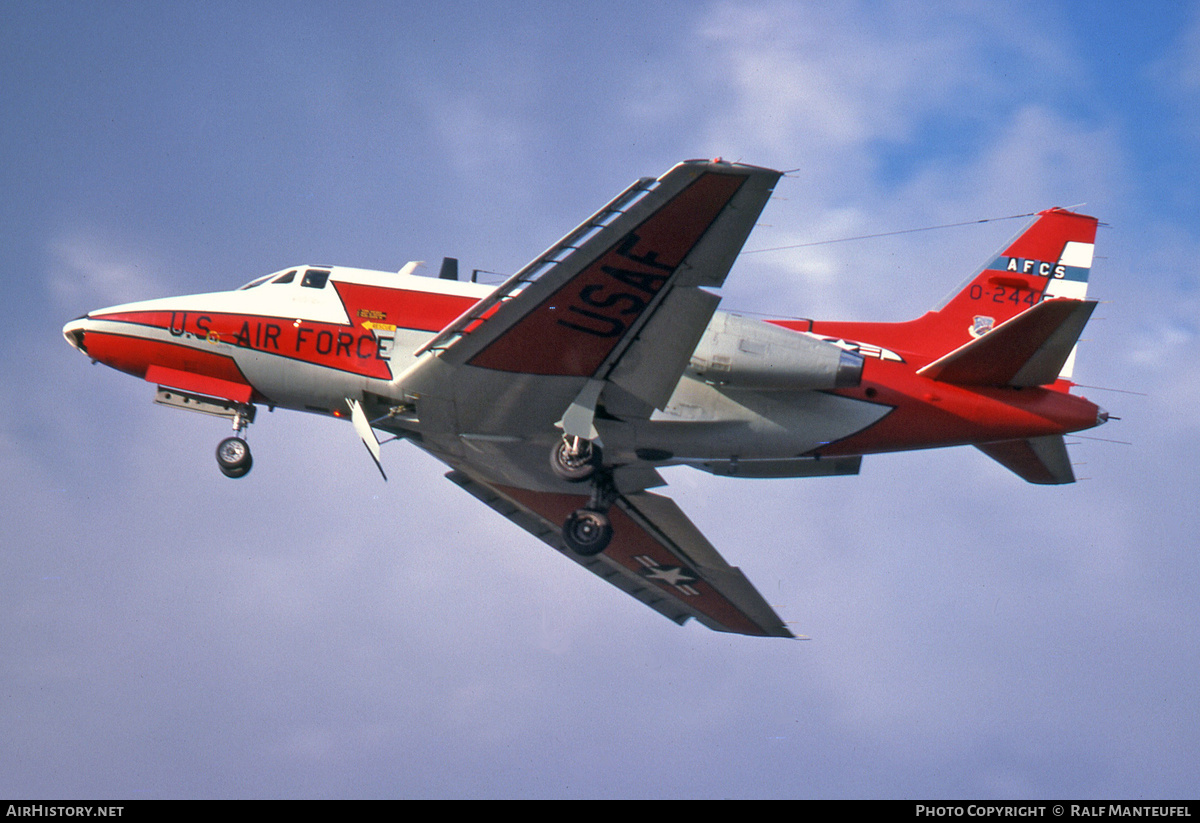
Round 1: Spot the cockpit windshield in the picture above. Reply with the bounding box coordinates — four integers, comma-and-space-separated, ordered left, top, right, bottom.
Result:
237, 274, 274, 290
238, 268, 300, 290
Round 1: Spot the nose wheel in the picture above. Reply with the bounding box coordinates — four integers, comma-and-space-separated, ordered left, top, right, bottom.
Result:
216, 436, 253, 478
216, 406, 254, 478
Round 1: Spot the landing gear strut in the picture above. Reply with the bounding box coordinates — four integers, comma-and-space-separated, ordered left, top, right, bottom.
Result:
216, 406, 254, 478
561, 462, 617, 557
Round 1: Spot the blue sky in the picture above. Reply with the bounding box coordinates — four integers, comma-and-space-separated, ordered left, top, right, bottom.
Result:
3, 1, 1199, 799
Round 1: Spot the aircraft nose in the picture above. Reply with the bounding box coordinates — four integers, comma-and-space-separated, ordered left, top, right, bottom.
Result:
63, 315, 90, 355
1096, 407, 1110, 426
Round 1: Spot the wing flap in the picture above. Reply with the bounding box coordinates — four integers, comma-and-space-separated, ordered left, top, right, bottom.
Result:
446, 470, 794, 637
604, 286, 721, 411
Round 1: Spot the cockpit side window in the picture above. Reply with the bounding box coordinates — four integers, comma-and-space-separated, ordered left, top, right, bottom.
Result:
272, 270, 297, 284
301, 269, 330, 289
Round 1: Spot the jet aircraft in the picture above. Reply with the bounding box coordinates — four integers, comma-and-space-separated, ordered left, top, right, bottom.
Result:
62, 160, 1108, 637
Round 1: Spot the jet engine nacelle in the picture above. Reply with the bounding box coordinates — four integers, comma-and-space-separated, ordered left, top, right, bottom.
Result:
687, 312, 863, 390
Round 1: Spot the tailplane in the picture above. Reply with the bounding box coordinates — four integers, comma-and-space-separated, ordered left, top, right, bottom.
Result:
976, 435, 1076, 485
917, 297, 1097, 387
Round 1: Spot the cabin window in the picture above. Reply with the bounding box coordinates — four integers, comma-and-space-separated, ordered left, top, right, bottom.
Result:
301, 269, 330, 289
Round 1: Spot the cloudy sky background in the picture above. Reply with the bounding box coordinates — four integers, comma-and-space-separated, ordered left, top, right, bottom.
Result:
3, 1, 1198, 798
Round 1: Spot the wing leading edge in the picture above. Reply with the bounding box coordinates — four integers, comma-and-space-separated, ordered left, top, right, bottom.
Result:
446, 470, 795, 637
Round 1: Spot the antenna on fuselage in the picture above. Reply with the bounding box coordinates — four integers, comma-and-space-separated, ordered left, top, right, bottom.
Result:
438, 257, 459, 280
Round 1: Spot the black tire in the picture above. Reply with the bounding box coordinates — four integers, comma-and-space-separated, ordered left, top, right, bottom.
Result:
550, 438, 600, 483
216, 437, 253, 477
562, 508, 613, 556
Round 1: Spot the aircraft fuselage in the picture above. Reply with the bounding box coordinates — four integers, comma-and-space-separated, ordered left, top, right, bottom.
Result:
63, 261, 1104, 475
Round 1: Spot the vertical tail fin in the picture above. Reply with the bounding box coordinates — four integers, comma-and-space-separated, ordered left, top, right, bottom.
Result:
796, 208, 1100, 381
920, 208, 1098, 374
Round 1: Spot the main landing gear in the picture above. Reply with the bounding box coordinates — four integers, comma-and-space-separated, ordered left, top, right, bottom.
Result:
550, 435, 601, 482
552, 435, 615, 557
563, 507, 613, 556
216, 406, 254, 479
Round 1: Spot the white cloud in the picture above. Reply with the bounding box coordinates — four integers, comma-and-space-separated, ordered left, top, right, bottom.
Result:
685, 2, 1078, 166
1156, 6, 1200, 94
618, 2, 1118, 325
695, 3, 959, 152
422, 92, 535, 178
47, 233, 170, 312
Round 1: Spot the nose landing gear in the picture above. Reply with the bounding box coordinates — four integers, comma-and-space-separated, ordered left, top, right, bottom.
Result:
216, 406, 254, 478
216, 436, 252, 478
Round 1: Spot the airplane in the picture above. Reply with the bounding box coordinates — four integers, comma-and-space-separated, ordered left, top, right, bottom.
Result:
62, 159, 1109, 638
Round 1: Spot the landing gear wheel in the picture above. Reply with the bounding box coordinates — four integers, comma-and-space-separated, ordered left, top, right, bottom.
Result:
216, 436, 253, 479
550, 437, 601, 483
562, 508, 613, 556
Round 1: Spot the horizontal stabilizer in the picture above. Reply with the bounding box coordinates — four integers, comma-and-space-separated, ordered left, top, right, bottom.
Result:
918, 299, 1097, 387
976, 435, 1075, 485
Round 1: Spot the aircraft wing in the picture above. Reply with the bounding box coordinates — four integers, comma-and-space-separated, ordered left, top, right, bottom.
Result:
445, 469, 795, 637
374, 160, 790, 637
396, 159, 782, 419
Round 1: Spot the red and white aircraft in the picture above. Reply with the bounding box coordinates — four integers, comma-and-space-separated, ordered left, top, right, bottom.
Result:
63, 160, 1108, 637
